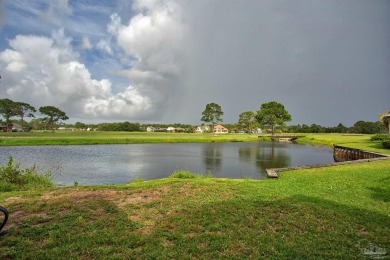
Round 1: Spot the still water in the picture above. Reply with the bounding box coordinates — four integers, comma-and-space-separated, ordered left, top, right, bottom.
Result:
0, 142, 333, 186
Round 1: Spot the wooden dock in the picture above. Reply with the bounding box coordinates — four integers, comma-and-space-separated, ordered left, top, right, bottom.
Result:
260, 135, 305, 141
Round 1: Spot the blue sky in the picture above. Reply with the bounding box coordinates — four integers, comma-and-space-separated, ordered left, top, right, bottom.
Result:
0, 0, 389, 126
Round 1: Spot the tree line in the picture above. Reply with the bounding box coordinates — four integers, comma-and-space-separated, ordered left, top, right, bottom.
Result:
201, 101, 291, 135
0, 98, 68, 132
1, 97, 388, 135
286, 121, 385, 134
200, 101, 388, 135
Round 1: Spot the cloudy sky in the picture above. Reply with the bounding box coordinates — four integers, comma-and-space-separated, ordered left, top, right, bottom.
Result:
0, 0, 389, 126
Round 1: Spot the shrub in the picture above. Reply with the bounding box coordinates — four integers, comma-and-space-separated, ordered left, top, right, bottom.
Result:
0, 156, 55, 191
170, 170, 197, 179
258, 136, 272, 141
371, 134, 389, 141
382, 140, 390, 149
170, 170, 212, 179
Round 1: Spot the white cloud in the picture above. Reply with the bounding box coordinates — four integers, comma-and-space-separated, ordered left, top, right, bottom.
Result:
115, 3, 185, 74
107, 13, 122, 35
106, 0, 187, 120
42, 0, 73, 27
96, 39, 113, 55
0, 32, 152, 120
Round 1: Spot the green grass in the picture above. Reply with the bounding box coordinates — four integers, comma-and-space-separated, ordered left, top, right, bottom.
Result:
297, 133, 390, 155
0, 134, 389, 258
0, 131, 260, 146
0, 156, 55, 192
1, 160, 389, 259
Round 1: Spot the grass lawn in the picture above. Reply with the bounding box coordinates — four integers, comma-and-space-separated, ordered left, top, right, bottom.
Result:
298, 133, 390, 155
0, 134, 389, 258
0, 131, 260, 146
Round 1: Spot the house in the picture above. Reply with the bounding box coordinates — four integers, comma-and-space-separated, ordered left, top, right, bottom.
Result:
0, 123, 12, 132
175, 127, 186, 133
195, 126, 210, 133
146, 126, 155, 132
154, 128, 168, 132
167, 127, 175, 132
11, 123, 23, 132
214, 124, 229, 134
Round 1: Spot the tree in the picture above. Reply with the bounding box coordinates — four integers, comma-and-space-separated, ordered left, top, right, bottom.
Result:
75, 122, 86, 129
380, 111, 390, 135
351, 120, 383, 134
15, 102, 36, 128
238, 111, 257, 133
0, 99, 18, 130
39, 106, 69, 132
255, 101, 291, 136
201, 103, 224, 134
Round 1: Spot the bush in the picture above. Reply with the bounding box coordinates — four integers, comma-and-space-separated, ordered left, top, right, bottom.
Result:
382, 140, 390, 149
170, 170, 197, 179
170, 170, 212, 179
258, 136, 272, 141
0, 156, 55, 191
371, 134, 389, 141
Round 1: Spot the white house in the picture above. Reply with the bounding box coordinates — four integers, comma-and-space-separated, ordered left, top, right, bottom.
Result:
195, 126, 210, 133
146, 126, 155, 132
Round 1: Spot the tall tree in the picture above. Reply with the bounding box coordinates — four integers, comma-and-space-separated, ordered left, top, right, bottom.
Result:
39, 106, 69, 132
201, 103, 224, 134
256, 101, 291, 135
380, 111, 390, 135
238, 111, 257, 133
15, 102, 36, 128
75, 122, 86, 129
351, 120, 383, 134
0, 99, 18, 131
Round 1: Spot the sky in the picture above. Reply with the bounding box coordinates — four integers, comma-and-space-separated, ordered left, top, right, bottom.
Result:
0, 0, 389, 126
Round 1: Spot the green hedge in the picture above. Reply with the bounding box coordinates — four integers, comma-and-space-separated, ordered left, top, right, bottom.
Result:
383, 139, 390, 149
371, 134, 389, 141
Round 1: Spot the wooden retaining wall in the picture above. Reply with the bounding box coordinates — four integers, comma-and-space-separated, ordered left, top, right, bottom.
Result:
266, 145, 388, 178
333, 145, 387, 162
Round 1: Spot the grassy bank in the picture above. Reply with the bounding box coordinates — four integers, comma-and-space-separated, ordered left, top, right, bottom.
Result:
0, 131, 260, 146
297, 133, 390, 155
0, 134, 389, 258
1, 162, 389, 259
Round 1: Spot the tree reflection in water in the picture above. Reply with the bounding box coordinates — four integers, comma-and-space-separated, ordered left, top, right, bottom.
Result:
239, 142, 291, 173
202, 143, 223, 172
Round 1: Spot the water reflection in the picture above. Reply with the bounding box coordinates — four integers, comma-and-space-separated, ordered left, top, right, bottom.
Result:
239, 142, 291, 173
202, 143, 223, 172
0, 143, 333, 186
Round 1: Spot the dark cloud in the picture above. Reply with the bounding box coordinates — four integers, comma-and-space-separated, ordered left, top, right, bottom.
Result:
0, 0, 389, 126
171, 0, 390, 126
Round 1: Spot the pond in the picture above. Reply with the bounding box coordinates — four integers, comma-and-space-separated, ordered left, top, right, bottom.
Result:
0, 142, 334, 186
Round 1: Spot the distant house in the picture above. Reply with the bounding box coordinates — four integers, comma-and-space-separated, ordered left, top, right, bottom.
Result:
167, 127, 175, 132
214, 124, 229, 134
195, 126, 210, 133
154, 128, 168, 132
11, 123, 23, 132
175, 127, 186, 133
146, 126, 155, 132
0, 123, 12, 132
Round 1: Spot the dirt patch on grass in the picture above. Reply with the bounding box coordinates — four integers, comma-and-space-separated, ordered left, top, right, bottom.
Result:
2, 183, 233, 235
40, 187, 172, 207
